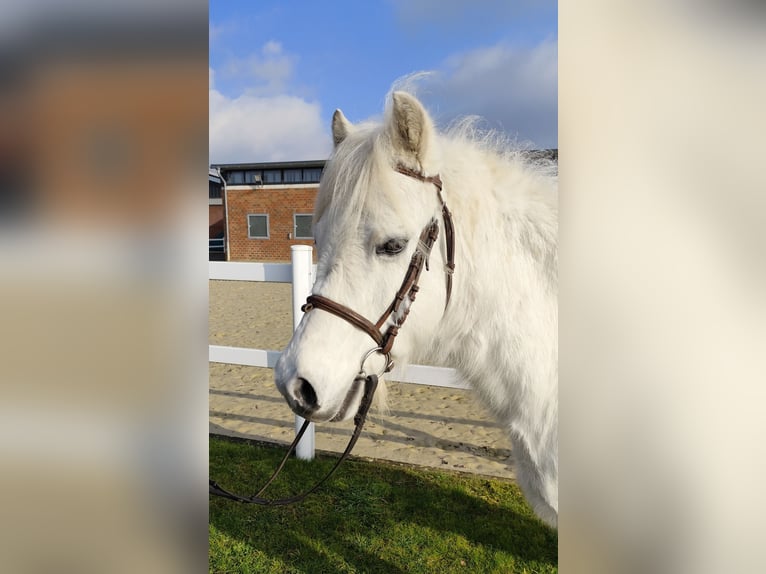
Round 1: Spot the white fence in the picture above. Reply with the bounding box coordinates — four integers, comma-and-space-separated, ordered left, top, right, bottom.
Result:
209, 245, 466, 460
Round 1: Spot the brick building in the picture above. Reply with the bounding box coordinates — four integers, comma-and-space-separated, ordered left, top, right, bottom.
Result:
210, 160, 325, 262
209, 170, 225, 260
210, 151, 557, 262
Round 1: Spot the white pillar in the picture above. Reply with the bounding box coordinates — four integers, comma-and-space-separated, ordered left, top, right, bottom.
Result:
290, 245, 315, 460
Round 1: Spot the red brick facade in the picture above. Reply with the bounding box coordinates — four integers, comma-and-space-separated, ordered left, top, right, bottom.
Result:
226, 185, 318, 262
209, 204, 224, 238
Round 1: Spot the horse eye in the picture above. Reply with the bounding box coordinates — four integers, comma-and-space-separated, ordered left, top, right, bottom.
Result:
375, 238, 408, 256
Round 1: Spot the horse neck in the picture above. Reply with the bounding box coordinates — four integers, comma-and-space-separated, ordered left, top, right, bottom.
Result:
432, 140, 558, 361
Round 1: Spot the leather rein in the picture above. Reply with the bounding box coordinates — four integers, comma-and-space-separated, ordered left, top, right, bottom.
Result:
209, 164, 455, 506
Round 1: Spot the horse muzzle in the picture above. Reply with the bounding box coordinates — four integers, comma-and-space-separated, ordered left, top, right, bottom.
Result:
283, 374, 365, 423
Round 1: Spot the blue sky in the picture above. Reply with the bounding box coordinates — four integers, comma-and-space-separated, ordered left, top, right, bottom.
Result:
210, 0, 557, 163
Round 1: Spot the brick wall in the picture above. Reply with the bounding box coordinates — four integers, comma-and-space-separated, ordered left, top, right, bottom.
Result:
226, 185, 318, 261
209, 205, 224, 237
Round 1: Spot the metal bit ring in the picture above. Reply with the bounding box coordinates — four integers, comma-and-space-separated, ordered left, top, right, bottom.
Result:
359, 346, 394, 378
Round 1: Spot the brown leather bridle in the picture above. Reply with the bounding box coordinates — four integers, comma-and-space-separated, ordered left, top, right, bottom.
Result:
301, 164, 455, 373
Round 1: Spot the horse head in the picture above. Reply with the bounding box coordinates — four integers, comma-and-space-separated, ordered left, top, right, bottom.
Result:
274, 92, 452, 422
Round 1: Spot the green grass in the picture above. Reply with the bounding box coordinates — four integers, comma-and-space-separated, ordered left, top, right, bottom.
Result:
210, 435, 557, 573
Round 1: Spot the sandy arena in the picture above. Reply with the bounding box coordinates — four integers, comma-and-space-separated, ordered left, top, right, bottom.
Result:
209, 280, 515, 479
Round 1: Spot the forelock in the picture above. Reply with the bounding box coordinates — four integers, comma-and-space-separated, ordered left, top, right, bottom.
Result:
315, 123, 389, 230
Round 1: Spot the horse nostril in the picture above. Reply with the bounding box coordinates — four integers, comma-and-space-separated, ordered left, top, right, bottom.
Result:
295, 377, 318, 412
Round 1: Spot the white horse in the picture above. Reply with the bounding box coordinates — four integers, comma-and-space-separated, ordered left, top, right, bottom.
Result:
275, 91, 558, 527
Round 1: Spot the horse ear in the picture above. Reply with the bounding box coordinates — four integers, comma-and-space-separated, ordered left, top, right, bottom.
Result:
332, 109, 353, 147
388, 91, 435, 164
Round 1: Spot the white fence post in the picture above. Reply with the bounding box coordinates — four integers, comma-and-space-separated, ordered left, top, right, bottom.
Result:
290, 245, 315, 460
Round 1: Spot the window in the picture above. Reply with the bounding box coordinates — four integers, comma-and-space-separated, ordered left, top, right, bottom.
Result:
227, 170, 245, 184
303, 168, 322, 182
263, 169, 282, 184
294, 214, 313, 239
283, 169, 302, 183
247, 214, 269, 239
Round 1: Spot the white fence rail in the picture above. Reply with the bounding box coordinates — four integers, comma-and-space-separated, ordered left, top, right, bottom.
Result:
209, 246, 465, 460
209, 260, 294, 283
208, 344, 467, 390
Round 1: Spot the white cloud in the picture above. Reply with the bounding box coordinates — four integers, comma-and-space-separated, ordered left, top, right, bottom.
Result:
209, 41, 331, 164
209, 23, 223, 45
209, 87, 331, 164
261, 40, 282, 56
407, 39, 558, 149
220, 41, 296, 96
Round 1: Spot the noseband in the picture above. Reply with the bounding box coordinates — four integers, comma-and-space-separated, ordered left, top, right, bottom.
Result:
301, 164, 455, 372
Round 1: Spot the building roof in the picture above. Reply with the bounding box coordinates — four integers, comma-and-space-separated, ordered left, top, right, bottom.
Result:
210, 151, 557, 173
208, 168, 222, 184
210, 159, 326, 172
